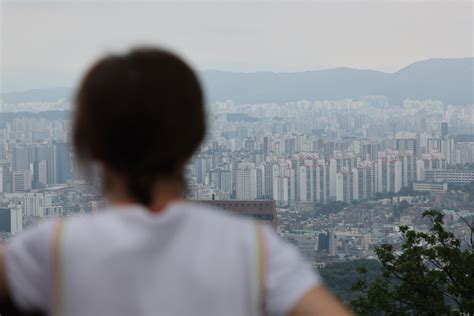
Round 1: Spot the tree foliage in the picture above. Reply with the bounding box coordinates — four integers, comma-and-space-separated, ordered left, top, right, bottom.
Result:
350, 210, 474, 315
320, 259, 381, 302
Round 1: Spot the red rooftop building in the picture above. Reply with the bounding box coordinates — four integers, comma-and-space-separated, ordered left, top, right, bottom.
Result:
199, 200, 276, 227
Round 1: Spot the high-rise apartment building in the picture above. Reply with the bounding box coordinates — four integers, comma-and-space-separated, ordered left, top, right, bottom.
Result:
356, 162, 376, 200
193, 155, 212, 184
54, 142, 73, 184
0, 207, 23, 234
312, 162, 330, 204
12, 170, 32, 193
12, 146, 30, 172
421, 152, 446, 170
235, 162, 257, 200
0, 160, 10, 193
376, 157, 402, 193
396, 139, 417, 157
441, 122, 448, 138
336, 167, 357, 203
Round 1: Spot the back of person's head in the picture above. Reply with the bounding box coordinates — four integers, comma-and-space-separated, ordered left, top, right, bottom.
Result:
73, 47, 206, 206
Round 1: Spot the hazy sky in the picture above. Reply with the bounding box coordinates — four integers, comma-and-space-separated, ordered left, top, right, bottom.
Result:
1, 1, 473, 92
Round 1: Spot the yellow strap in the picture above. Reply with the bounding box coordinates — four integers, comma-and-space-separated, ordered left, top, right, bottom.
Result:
52, 219, 65, 316
255, 223, 267, 315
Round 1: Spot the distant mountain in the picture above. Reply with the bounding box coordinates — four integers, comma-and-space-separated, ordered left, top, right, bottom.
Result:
1, 87, 72, 103
2, 58, 472, 105
0, 110, 72, 128
200, 58, 473, 105
387, 58, 473, 105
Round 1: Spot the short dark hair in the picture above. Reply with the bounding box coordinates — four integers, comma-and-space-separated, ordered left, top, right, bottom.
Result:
73, 47, 206, 206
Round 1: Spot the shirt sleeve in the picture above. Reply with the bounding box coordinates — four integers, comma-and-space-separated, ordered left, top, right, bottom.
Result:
4, 219, 56, 311
263, 225, 322, 316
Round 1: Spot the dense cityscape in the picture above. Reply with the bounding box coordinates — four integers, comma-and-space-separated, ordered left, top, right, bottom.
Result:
1, 96, 473, 268
2, 1, 473, 314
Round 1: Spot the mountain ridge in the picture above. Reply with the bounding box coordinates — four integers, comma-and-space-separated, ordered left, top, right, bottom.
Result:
2, 57, 472, 105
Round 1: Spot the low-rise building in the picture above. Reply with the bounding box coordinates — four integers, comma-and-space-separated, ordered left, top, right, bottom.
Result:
413, 181, 448, 193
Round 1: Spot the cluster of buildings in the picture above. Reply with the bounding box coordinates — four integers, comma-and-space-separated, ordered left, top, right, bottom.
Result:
277, 194, 473, 265
188, 134, 473, 207
0, 116, 104, 235
0, 98, 473, 264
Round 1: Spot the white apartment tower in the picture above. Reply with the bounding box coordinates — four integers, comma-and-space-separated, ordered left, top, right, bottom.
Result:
235, 162, 257, 200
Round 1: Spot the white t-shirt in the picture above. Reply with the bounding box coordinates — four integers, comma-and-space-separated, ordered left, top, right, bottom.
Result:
5, 201, 321, 316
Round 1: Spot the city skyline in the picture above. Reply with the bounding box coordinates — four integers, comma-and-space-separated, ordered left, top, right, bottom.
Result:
1, 2, 473, 312
1, 69, 473, 310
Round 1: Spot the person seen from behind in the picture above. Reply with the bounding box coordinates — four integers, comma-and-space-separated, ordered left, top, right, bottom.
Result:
0, 47, 352, 316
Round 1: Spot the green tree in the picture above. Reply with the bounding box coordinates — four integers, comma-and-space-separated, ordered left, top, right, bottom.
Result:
319, 259, 382, 302
350, 210, 474, 315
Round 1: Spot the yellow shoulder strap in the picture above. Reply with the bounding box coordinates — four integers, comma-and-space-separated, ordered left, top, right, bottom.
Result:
255, 223, 267, 316
52, 219, 65, 316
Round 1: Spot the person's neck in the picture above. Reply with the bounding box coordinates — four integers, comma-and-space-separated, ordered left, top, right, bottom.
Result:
109, 177, 184, 211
